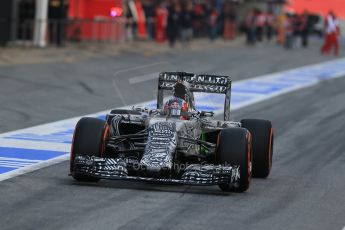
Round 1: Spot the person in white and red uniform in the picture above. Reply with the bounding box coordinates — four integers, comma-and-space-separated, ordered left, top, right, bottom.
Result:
321, 11, 340, 56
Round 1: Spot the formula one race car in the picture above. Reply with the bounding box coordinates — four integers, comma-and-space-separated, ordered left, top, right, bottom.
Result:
70, 72, 273, 192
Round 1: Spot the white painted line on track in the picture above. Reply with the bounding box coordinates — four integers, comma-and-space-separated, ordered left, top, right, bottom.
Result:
0, 139, 71, 152
0, 154, 68, 181
0, 157, 42, 163
128, 72, 160, 84
0, 110, 107, 139
0, 162, 37, 168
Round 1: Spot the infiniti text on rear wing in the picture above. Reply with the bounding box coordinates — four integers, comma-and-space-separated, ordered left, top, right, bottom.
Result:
158, 72, 231, 94
157, 72, 232, 121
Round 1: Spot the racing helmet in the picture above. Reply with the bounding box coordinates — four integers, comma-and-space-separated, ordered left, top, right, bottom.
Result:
172, 81, 195, 110
173, 82, 188, 100
164, 97, 189, 119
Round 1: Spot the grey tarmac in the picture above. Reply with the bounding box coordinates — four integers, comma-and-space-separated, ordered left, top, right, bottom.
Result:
0, 39, 344, 230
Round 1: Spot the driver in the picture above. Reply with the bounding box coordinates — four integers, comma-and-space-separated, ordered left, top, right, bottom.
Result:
164, 82, 189, 119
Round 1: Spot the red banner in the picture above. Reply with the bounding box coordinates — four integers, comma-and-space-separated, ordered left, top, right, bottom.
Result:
286, 0, 345, 19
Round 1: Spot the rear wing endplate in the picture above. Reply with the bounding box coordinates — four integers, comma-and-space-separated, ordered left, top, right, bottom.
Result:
157, 72, 232, 121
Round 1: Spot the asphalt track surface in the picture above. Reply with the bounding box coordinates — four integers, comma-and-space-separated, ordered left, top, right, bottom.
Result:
1, 40, 345, 230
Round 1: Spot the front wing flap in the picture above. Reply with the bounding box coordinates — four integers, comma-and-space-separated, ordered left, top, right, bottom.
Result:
73, 155, 240, 186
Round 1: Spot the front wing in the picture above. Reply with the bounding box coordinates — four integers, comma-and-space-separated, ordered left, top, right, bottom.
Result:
72, 155, 241, 186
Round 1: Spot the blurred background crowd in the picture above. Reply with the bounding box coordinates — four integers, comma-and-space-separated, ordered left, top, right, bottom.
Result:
0, 0, 343, 54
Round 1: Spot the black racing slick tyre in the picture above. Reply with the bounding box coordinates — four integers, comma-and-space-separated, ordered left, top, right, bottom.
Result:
217, 128, 252, 192
241, 119, 273, 178
70, 117, 109, 182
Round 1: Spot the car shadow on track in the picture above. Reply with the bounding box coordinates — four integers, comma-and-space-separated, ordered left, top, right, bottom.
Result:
64, 178, 244, 197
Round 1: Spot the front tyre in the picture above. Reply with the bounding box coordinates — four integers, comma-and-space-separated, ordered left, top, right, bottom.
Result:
241, 119, 273, 178
70, 117, 109, 182
217, 128, 252, 192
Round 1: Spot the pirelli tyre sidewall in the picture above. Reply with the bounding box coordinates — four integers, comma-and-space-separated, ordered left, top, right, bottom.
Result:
217, 128, 252, 192
241, 119, 273, 178
70, 117, 108, 182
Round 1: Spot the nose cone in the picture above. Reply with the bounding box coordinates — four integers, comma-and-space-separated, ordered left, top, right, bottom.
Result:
139, 122, 177, 177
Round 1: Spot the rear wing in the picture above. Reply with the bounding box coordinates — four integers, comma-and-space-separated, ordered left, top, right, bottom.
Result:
157, 72, 232, 121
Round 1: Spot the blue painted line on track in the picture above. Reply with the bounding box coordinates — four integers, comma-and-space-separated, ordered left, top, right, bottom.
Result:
233, 83, 290, 94
0, 147, 66, 161
0, 167, 15, 174
0, 159, 41, 174
97, 115, 106, 120
232, 94, 257, 103
196, 105, 220, 111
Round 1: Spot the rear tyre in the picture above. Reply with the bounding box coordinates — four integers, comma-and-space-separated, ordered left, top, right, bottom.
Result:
241, 119, 273, 178
70, 117, 108, 182
217, 128, 252, 192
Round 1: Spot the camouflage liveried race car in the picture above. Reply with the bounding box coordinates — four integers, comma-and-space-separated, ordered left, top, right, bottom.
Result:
70, 72, 274, 192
